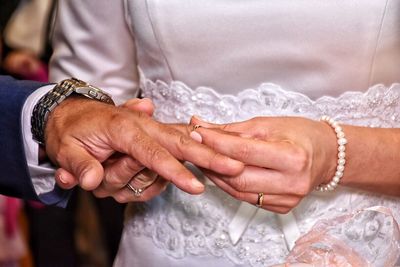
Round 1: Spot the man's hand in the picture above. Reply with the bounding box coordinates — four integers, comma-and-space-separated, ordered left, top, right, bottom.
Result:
44, 96, 244, 200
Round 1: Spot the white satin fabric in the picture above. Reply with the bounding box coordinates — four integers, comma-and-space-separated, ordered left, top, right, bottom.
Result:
49, 0, 400, 266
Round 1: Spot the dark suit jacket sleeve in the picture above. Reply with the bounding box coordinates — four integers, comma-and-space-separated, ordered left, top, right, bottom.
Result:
0, 75, 70, 206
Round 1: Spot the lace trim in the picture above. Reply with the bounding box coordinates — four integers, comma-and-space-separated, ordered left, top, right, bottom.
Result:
140, 76, 400, 128
126, 186, 288, 266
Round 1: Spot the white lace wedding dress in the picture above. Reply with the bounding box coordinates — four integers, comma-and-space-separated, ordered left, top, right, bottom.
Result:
50, 0, 400, 266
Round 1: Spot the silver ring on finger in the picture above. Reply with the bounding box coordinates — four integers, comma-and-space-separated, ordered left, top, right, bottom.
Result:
126, 182, 145, 197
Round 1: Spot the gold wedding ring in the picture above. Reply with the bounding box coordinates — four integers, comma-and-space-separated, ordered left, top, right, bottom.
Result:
192, 124, 201, 131
256, 192, 264, 207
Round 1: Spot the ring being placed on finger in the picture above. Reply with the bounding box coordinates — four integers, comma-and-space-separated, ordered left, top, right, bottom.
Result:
256, 192, 264, 207
192, 124, 202, 131
126, 183, 145, 197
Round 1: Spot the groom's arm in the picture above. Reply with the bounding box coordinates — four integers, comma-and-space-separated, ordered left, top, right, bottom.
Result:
0, 75, 50, 200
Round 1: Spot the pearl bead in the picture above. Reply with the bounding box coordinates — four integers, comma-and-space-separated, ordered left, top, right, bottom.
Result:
335, 171, 343, 178
338, 145, 346, 152
338, 158, 346, 165
329, 180, 337, 187
337, 132, 345, 138
333, 176, 340, 183
337, 165, 345, 172
338, 152, 345, 159
338, 138, 347, 145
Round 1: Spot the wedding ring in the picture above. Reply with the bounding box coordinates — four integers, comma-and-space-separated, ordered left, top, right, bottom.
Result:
125, 169, 158, 197
256, 192, 264, 207
126, 183, 144, 197
192, 124, 201, 131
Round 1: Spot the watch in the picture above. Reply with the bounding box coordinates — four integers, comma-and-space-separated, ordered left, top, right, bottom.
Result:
31, 78, 115, 145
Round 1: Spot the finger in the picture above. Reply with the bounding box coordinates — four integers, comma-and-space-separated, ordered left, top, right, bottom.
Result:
109, 119, 205, 194
113, 178, 169, 203
122, 98, 154, 116
56, 143, 104, 190
190, 116, 251, 134
205, 170, 301, 209
94, 168, 158, 198
144, 122, 245, 176
55, 168, 79, 189
129, 168, 158, 189
100, 155, 145, 193
204, 166, 295, 194
193, 127, 296, 170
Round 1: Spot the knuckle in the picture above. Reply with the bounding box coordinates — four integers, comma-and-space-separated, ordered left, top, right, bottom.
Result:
109, 112, 128, 130
105, 175, 125, 188
73, 158, 97, 175
229, 176, 247, 191
178, 135, 192, 147
293, 176, 312, 196
290, 146, 310, 173
54, 146, 69, 165
148, 147, 167, 164
54, 152, 66, 165
121, 157, 142, 174
234, 143, 251, 160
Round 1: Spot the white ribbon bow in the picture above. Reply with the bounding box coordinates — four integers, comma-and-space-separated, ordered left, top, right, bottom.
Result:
228, 202, 301, 250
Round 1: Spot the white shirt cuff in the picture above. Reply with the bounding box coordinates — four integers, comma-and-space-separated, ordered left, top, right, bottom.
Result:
22, 84, 58, 195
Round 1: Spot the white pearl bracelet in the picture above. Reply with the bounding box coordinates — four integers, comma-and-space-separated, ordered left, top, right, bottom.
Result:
315, 115, 347, 192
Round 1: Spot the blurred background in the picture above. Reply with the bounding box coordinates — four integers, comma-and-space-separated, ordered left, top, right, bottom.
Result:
0, 1, 125, 266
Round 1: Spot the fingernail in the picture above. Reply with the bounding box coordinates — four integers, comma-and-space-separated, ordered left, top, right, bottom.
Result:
190, 131, 203, 143
58, 174, 69, 185
192, 179, 204, 189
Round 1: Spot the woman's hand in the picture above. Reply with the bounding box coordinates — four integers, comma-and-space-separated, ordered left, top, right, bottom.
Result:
190, 116, 338, 213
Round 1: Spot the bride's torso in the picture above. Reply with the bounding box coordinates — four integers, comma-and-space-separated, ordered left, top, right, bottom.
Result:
127, 0, 400, 98
116, 1, 400, 266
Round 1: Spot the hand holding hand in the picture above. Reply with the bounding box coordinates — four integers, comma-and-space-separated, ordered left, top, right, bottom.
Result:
44, 97, 244, 202
190, 116, 338, 213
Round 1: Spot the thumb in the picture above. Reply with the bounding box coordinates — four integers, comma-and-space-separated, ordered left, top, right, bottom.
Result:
55, 168, 79, 189
57, 146, 104, 191
122, 98, 154, 116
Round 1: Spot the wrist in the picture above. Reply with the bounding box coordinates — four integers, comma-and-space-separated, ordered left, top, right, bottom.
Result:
31, 78, 114, 145
320, 121, 339, 185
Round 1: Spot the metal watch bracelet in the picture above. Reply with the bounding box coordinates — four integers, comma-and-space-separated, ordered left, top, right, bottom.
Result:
31, 78, 114, 145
